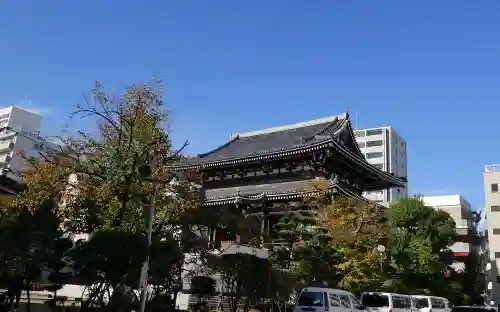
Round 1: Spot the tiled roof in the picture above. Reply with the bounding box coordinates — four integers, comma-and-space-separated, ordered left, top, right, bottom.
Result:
174, 113, 361, 169
171, 113, 405, 188
203, 178, 381, 207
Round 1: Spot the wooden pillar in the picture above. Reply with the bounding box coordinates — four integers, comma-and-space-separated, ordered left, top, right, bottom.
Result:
260, 203, 270, 247
235, 200, 246, 245
260, 212, 266, 247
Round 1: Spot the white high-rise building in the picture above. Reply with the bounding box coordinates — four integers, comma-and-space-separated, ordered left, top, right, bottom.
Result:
354, 127, 408, 206
0, 106, 56, 175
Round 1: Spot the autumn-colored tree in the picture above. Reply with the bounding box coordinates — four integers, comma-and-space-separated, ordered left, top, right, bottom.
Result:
268, 178, 340, 293
4, 81, 248, 311
309, 178, 387, 292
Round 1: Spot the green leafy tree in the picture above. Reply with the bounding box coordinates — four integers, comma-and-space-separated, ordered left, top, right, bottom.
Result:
214, 253, 271, 312
266, 266, 297, 312
0, 199, 72, 312
9, 81, 246, 310
8, 81, 189, 310
189, 276, 216, 312
387, 196, 457, 294
457, 252, 484, 305
272, 180, 339, 289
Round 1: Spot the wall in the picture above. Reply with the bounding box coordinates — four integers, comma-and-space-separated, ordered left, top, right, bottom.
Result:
484, 169, 500, 303
422, 195, 477, 272
388, 128, 408, 202
355, 127, 408, 206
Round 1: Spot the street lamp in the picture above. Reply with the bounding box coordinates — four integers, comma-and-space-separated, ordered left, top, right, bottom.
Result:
138, 164, 156, 312
376, 245, 386, 254
376, 245, 386, 272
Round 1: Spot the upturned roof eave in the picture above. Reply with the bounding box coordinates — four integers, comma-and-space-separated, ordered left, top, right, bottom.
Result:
170, 139, 334, 170
203, 183, 384, 208
171, 137, 405, 188
171, 116, 405, 188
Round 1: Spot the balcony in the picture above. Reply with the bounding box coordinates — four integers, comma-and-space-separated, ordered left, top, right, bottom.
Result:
0, 153, 11, 164
0, 141, 14, 153
0, 130, 16, 139
485, 164, 500, 173
456, 227, 474, 236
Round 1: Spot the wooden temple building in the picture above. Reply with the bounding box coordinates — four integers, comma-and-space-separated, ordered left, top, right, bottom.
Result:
171, 113, 406, 249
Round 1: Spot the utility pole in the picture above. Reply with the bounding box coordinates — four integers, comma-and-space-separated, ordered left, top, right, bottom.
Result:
136, 165, 202, 312
139, 188, 155, 312
138, 165, 155, 312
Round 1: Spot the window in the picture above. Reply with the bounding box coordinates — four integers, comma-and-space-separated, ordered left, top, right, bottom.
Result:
338, 295, 351, 308
366, 129, 383, 136
366, 140, 383, 147
493, 228, 500, 235
393, 296, 407, 309
373, 163, 384, 170
431, 298, 445, 309
366, 152, 383, 159
297, 291, 324, 307
362, 294, 389, 308
404, 297, 412, 308
354, 131, 365, 137
492, 183, 499, 193
414, 298, 429, 308
329, 294, 340, 307
491, 206, 500, 212
349, 295, 362, 309
357, 142, 365, 148
495, 252, 500, 258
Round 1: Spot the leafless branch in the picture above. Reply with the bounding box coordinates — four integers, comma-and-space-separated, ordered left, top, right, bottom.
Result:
164, 140, 189, 165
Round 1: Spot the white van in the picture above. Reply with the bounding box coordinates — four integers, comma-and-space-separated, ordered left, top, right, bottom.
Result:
412, 296, 451, 312
361, 292, 417, 312
294, 287, 367, 312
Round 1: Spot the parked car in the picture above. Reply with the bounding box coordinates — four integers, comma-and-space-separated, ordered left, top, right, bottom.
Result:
294, 287, 366, 312
451, 306, 496, 312
361, 292, 417, 312
412, 295, 451, 312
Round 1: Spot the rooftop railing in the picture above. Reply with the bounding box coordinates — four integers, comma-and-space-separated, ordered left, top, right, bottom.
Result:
485, 164, 500, 173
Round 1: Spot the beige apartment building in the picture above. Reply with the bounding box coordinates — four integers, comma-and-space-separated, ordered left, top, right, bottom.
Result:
484, 164, 500, 303
422, 195, 480, 272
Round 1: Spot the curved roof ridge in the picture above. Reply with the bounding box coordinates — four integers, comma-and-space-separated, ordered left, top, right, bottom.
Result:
230, 112, 348, 139
302, 116, 345, 142
197, 134, 240, 158
344, 116, 363, 156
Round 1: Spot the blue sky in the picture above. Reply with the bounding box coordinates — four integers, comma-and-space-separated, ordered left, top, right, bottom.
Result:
1, 1, 499, 208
